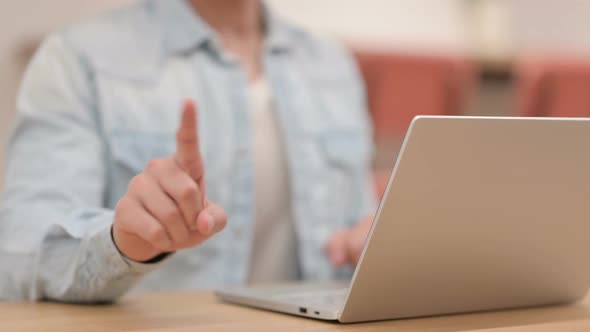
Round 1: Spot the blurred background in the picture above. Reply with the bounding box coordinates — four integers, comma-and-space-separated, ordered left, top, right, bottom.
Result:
2, 0, 590, 195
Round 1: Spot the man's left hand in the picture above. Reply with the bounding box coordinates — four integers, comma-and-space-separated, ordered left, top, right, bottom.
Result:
325, 215, 375, 267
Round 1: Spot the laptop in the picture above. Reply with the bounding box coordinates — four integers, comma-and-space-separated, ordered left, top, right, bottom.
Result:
216, 116, 590, 323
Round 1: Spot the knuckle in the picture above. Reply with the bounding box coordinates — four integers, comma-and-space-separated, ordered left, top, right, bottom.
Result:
128, 175, 140, 189
162, 208, 182, 224
129, 175, 147, 191
179, 183, 198, 201
146, 158, 166, 173
146, 226, 167, 243
114, 198, 132, 223
115, 197, 138, 219
115, 196, 131, 212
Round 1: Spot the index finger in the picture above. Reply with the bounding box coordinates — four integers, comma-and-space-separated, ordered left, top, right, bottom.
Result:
176, 99, 205, 184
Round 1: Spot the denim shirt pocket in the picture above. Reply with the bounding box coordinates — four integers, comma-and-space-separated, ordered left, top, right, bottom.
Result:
109, 130, 175, 173
106, 130, 175, 206
310, 128, 371, 226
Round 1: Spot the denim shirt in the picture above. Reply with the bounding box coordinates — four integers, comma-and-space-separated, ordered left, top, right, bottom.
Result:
0, 0, 376, 302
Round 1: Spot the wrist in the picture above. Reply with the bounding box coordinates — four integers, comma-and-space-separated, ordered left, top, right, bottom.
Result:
111, 225, 169, 263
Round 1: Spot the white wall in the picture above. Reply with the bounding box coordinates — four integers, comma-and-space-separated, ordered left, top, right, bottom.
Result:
508, 0, 590, 55
269, 0, 590, 56
267, 0, 472, 52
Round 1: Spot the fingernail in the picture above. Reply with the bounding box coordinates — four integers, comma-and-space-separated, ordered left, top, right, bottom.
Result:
205, 213, 215, 235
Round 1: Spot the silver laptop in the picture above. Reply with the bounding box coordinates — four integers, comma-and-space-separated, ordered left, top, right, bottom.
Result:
216, 116, 590, 323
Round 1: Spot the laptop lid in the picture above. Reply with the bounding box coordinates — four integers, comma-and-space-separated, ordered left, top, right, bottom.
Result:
340, 116, 590, 322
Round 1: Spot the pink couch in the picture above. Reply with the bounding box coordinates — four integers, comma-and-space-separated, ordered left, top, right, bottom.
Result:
355, 51, 477, 139
354, 51, 477, 198
515, 56, 590, 117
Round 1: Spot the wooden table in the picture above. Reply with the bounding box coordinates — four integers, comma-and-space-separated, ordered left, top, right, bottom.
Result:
2, 291, 590, 331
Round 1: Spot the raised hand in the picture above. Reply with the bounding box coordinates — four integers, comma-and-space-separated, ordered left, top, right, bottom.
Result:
113, 100, 227, 262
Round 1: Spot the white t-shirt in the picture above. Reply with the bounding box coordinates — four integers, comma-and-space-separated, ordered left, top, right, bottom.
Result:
247, 79, 301, 284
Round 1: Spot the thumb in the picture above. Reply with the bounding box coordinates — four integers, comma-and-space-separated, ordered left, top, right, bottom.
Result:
325, 230, 351, 267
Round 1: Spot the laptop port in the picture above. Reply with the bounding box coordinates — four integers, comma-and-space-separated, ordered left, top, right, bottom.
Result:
299, 307, 307, 314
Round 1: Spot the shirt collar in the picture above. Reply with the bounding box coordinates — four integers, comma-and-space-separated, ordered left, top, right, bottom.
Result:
151, 0, 293, 56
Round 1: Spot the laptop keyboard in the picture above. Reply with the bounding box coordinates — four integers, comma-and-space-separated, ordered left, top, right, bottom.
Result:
272, 288, 348, 308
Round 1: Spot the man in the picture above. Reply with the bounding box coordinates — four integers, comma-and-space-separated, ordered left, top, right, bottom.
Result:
0, 0, 376, 302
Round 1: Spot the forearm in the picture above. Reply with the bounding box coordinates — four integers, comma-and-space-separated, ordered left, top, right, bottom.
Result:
38, 223, 140, 303
0, 211, 161, 303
